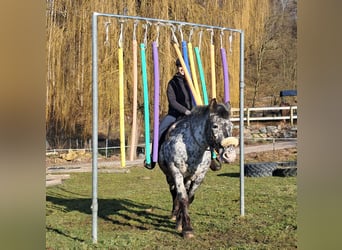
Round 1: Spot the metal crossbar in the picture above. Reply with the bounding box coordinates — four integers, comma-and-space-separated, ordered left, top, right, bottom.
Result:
92, 12, 242, 33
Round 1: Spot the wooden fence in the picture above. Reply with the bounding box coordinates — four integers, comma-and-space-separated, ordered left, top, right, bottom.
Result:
231, 106, 298, 126
46, 105, 298, 153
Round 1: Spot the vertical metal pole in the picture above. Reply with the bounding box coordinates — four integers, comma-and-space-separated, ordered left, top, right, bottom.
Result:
239, 31, 245, 216
105, 138, 108, 158
91, 12, 98, 244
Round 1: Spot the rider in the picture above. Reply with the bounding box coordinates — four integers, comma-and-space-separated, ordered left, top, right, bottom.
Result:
159, 59, 193, 140
144, 59, 221, 171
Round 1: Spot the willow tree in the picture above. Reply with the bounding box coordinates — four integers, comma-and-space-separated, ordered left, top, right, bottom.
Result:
46, 0, 273, 148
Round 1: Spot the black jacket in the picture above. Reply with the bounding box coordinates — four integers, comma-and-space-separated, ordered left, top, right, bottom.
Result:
167, 73, 193, 118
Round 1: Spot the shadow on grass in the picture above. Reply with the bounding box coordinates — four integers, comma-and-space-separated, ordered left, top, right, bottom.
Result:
217, 172, 240, 178
46, 196, 177, 236
46, 226, 85, 243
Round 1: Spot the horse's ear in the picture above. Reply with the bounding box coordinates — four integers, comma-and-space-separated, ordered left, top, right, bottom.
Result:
224, 101, 232, 118
224, 101, 231, 112
209, 98, 217, 112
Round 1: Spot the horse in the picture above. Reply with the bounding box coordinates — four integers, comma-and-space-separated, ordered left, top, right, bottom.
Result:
158, 98, 238, 238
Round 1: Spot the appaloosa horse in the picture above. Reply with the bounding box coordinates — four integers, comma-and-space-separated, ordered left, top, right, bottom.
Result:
158, 98, 238, 238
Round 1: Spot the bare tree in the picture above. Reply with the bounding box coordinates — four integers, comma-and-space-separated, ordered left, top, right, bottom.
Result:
247, 0, 297, 107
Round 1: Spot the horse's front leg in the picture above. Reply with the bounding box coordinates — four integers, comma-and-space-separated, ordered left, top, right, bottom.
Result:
173, 172, 194, 238
184, 179, 195, 204
187, 180, 202, 206
169, 184, 179, 221
179, 196, 194, 238
189, 172, 207, 202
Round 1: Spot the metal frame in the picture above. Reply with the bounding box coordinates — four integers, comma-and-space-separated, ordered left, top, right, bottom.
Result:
91, 12, 245, 243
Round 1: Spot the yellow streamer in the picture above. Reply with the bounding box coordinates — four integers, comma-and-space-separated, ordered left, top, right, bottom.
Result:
187, 42, 202, 101
173, 43, 203, 106
210, 44, 216, 99
118, 47, 126, 167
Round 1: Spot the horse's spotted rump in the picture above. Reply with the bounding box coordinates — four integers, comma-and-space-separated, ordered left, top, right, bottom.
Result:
158, 98, 238, 238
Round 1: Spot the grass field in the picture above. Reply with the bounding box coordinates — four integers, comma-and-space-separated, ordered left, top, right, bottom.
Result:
46, 164, 297, 249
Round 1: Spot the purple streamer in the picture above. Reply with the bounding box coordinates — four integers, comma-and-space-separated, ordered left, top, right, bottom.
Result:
221, 48, 230, 103
152, 42, 160, 162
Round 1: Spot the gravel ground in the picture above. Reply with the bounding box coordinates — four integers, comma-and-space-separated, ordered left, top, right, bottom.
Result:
46, 141, 297, 186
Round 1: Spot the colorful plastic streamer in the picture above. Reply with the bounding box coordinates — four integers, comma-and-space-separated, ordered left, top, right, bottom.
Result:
182, 41, 192, 78
173, 43, 203, 105
129, 39, 138, 161
210, 44, 216, 99
194, 47, 209, 105
220, 47, 230, 103
140, 43, 151, 165
152, 41, 160, 162
187, 42, 201, 99
118, 47, 126, 167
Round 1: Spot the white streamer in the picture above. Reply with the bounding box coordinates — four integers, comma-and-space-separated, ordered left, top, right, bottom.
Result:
104, 21, 111, 46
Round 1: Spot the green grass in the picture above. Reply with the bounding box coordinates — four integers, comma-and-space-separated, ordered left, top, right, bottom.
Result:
46, 164, 297, 249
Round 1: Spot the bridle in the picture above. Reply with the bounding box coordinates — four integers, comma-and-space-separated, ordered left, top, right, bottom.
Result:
188, 113, 222, 155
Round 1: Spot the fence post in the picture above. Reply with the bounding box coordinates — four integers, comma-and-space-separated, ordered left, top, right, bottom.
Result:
290, 106, 294, 126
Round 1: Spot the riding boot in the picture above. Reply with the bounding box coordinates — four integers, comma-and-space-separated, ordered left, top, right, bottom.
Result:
209, 149, 221, 171
144, 144, 156, 170
210, 158, 221, 171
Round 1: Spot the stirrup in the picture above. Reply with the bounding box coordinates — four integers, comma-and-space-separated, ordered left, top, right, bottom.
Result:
210, 158, 221, 171
144, 160, 156, 170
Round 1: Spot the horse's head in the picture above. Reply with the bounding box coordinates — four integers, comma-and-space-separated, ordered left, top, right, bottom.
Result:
208, 98, 238, 163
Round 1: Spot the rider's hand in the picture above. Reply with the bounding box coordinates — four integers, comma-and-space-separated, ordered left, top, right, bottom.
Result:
185, 110, 191, 116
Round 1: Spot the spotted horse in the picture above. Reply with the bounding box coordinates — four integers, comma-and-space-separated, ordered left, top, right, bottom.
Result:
158, 98, 239, 238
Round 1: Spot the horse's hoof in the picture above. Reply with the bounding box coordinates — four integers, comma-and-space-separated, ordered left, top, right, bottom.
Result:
176, 223, 182, 232
170, 215, 176, 221
182, 231, 195, 239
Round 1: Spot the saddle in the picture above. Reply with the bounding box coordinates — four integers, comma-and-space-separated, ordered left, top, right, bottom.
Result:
145, 118, 183, 170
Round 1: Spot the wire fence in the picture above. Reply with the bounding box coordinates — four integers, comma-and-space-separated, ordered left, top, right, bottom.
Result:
46, 137, 297, 158
46, 106, 297, 158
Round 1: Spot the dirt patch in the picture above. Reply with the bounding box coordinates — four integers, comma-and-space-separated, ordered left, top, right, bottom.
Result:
46, 145, 297, 186
46, 146, 297, 168
244, 147, 297, 163
46, 151, 123, 168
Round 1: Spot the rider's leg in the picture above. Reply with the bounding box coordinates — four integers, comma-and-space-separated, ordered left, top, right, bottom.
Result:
144, 115, 176, 170
158, 115, 176, 141
210, 150, 222, 171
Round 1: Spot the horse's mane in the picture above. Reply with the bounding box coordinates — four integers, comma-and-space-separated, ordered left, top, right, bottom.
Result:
190, 101, 231, 119
215, 102, 231, 119
190, 105, 209, 116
